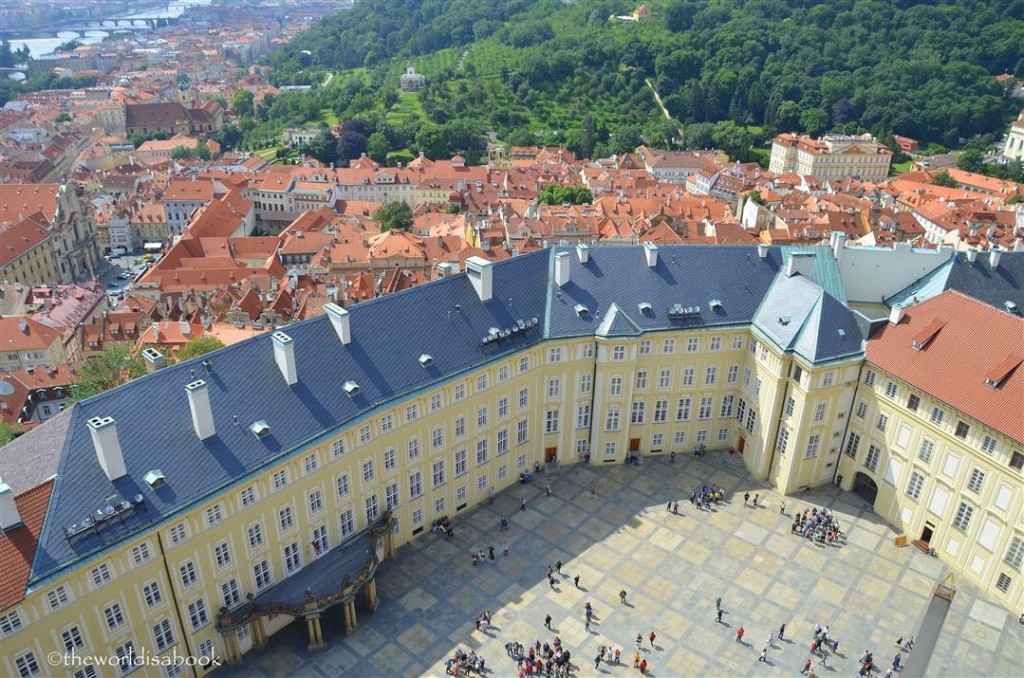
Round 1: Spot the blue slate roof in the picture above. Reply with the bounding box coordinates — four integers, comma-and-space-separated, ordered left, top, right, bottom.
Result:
25, 244, 858, 584
886, 251, 1024, 313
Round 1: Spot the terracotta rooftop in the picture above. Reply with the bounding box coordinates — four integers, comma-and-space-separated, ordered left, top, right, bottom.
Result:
0, 479, 54, 611
867, 290, 1024, 442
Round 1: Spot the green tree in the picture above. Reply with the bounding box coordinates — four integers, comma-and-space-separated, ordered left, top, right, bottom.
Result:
932, 170, 958, 188
799, 108, 830, 138
55, 112, 71, 123
537, 184, 593, 205
0, 421, 16, 446
366, 131, 391, 163
956, 148, 984, 174
170, 146, 194, 159
374, 201, 414, 231
232, 89, 254, 116
176, 336, 225, 362
68, 344, 146, 403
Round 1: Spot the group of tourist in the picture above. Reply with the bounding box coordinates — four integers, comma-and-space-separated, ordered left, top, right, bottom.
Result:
690, 484, 727, 510
791, 506, 844, 545
505, 637, 574, 677
444, 648, 486, 675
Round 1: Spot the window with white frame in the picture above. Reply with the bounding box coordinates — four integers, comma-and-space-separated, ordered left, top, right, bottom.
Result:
674, 431, 687, 445
477, 405, 489, 429
339, 509, 356, 538
698, 396, 713, 420
406, 403, 419, 423
456, 485, 467, 503
696, 429, 708, 444
455, 416, 466, 440
609, 376, 622, 396
409, 472, 423, 499
453, 449, 468, 477
253, 560, 272, 591
62, 624, 85, 652
131, 543, 151, 566
705, 366, 717, 385
199, 640, 214, 662
719, 395, 734, 418
745, 408, 757, 434
477, 474, 488, 492
918, 438, 934, 462
776, 427, 790, 454
432, 425, 443, 449
365, 494, 380, 523
612, 345, 626, 361
383, 448, 396, 472
952, 502, 974, 532
865, 444, 880, 471
358, 424, 371, 445
681, 367, 694, 387
498, 364, 509, 382
0, 610, 23, 637
604, 441, 617, 457
844, 432, 861, 458
222, 579, 241, 609
876, 413, 888, 431
759, 345, 768, 361
433, 459, 446, 487
709, 337, 722, 351
179, 562, 198, 588
906, 394, 920, 411
905, 472, 924, 500
855, 401, 867, 418
981, 435, 997, 455
743, 367, 751, 386
605, 407, 620, 431
454, 383, 466, 401
477, 373, 488, 392
283, 542, 302, 574
726, 365, 739, 384
955, 421, 970, 438
408, 437, 421, 461
731, 335, 745, 351
434, 497, 446, 515
309, 489, 324, 514
169, 523, 189, 546
639, 340, 651, 355
430, 393, 443, 412
214, 541, 231, 568
663, 338, 676, 354
380, 414, 394, 434
519, 356, 529, 373
967, 468, 985, 493
519, 387, 529, 408
332, 438, 347, 459
805, 434, 821, 459
248, 523, 264, 549
548, 378, 561, 398
687, 337, 699, 353
152, 618, 175, 652
272, 469, 289, 491
652, 433, 664, 448
412, 508, 424, 526
143, 581, 162, 607
750, 338, 758, 355
814, 402, 827, 422
47, 585, 70, 610
279, 505, 294, 531
676, 398, 691, 421
581, 343, 595, 359
498, 396, 509, 419
930, 407, 945, 425
548, 347, 563, 363
996, 573, 1013, 593
575, 440, 589, 456
822, 371, 835, 388
864, 370, 875, 386
1004, 536, 1024, 570
362, 459, 375, 483
14, 651, 40, 678
884, 381, 897, 398
104, 602, 125, 630
735, 398, 746, 423
188, 598, 209, 631
240, 486, 257, 508
580, 374, 592, 393
635, 370, 648, 389
577, 404, 591, 429
545, 409, 560, 433
653, 399, 668, 422
476, 439, 489, 465
497, 428, 509, 455
206, 504, 223, 527
630, 401, 646, 424
336, 473, 351, 498
717, 428, 729, 442
516, 419, 529, 444
498, 464, 508, 480
91, 563, 113, 588
754, 378, 762, 397
517, 453, 527, 469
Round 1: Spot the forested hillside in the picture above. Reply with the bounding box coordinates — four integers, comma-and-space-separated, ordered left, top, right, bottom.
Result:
258, 0, 1024, 162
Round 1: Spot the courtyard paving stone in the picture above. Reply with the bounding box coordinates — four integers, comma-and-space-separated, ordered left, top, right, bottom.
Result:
216, 453, 1024, 677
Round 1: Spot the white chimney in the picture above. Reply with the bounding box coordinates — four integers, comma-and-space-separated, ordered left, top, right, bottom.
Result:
990, 249, 1002, 269
832, 232, 847, 262
465, 256, 493, 302
142, 347, 166, 372
643, 242, 658, 268
966, 249, 978, 263
554, 251, 570, 287
889, 304, 906, 326
757, 244, 768, 258
18, 319, 27, 332
0, 479, 21, 531
576, 243, 589, 263
185, 379, 215, 440
272, 331, 297, 386
786, 252, 816, 279
324, 303, 351, 345
87, 416, 127, 481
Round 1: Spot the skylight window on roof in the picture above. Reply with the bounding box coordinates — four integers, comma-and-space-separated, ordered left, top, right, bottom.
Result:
574, 304, 589, 317
143, 470, 165, 488
418, 354, 434, 368
343, 381, 360, 396
638, 302, 653, 314
249, 421, 270, 439
910, 318, 946, 351
778, 316, 791, 326
984, 355, 1023, 389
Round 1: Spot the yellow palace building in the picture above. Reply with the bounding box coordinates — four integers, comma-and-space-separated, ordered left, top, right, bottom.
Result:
1, 242, 1021, 677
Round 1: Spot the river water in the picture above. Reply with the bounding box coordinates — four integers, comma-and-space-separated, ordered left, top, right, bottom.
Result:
8, 1, 210, 59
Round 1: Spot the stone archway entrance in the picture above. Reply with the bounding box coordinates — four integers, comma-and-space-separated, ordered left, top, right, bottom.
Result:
852, 472, 878, 506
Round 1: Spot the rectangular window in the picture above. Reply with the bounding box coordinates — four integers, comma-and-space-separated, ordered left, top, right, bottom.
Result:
814, 402, 827, 422
309, 489, 324, 514
698, 396, 713, 420
498, 464, 508, 480
652, 433, 664, 448
248, 523, 264, 549
498, 365, 510, 382
432, 425, 443, 450
865, 444, 880, 471
548, 347, 563, 363
876, 414, 888, 431
980, 435, 997, 455
153, 618, 175, 652
359, 424, 372, 445
517, 453, 527, 470
605, 407, 620, 431
609, 376, 623, 396
476, 439, 489, 465
604, 442, 617, 457
726, 365, 739, 384
339, 509, 355, 538
498, 396, 509, 419
430, 393, 443, 412
639, 340, 651, 355
63, 625, 85, 652
843, 432, 861, 458
996, 573, 1012, 593
477, 406, 489, 428
674, 431, 687, 445
454, 416, 467, 440
362, 459, 375, 483
408, 437, 421, 461
951, 502, 974, 532
930, 407, 945, 425
336, 473, 351, 498
584, 342, 597, 359
179, 562, 197, 588
517, 419, 529, 445
545, 409, 560, 433
906, 394, 920, 412
214, 541, 231, 568
105, 602, 125, 630
365, 494, 380, 523
732, 336, 744, 350
630, 401, 646, 424
548, 378, 561, 398
412, 509, 424, 526
577, 405, 591, 429
143, 581, 162, 607
519, 387, 529, 408
884, 381, 897, 398
864, 370, 875, 387
253, 560, 272, 592
332, 438, 347, 459
776, 427, 790, 454
384, 448, 396, 471
0, 610, 23, 637
114, 643, 136, 676
47, 585, 70, 611
380, 414, 394, 434
654, 400, 668, 423
676, 398, 691, 422
955, 421, 970, 438
635, 371, 648, 389
750, 337, 759, 354
1011, 451, 1024, 470
743, 367, 751, 387
663, 339, 676, 354
240, 486, 257, 508
434, 496, 446, 515
284, 542, 302, 574
519, 356, 529, 373
477, 374, 488, 391
205, 504, 223, 526
735, 398, 746, 424
91, 563, 113, 588
745, 408, 756, 434
612, 345, 626, 361
497, 429, 509, 455
222, 579, 242, 609
719, 395, 734, 419
696, 429, 708, 444
918, 438, 934, 462
279, 506, 294, 531
272, 469, 289, 490
681, 368, 694, 387
169, 523, 188, 546
580, 374, 592, 393
754, 378, 762, 397
433, 459, 446, 487
477, 474, 488, 492
717, 428, 729, 442
687, 338, 699, 353
131, 543, 151, 566
709, 337, 722, 351
406, 403, 419, 423
805, 434, 821, 459
967, 468, 985, 493
15, 651, 40, 678
704, 366, 717, 385
1004, 536, 1024, 570
905, 472, 924, 500
409, 472, 423, 499
454, 383, 466, 401
759, 345, 768, 361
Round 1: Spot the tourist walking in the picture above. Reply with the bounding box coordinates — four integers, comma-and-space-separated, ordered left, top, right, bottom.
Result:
801, 658, 811, 674
620, 589, 628, 604
779, 623, 786, 640
759, 647, 768, 663
649, 631, 656, 648
736, 627, 745, 643
520, 497, 526, 511
545, 614, 551, 630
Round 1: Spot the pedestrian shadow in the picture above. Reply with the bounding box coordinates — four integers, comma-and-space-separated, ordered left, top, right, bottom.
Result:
651, 643, 662, 651
719, 621, 732, 628
781, 638, 794, 645
737, 640, 751, 648
622, 601, 635, 608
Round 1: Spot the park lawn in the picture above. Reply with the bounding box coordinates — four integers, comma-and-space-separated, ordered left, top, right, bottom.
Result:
892, 161, 913, 174
254, 146, 282, 160
320, 108, 339, 126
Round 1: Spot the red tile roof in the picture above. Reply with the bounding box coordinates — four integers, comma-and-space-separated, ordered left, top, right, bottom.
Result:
867, 290, 1024, 442
0, 479, 54, 611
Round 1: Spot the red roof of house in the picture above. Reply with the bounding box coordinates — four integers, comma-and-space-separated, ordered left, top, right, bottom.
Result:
0, 479, 54, 610
867, 290, 1024, 442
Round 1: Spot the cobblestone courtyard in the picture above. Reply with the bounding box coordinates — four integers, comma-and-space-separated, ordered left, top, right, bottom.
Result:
218, 452, 1024, 677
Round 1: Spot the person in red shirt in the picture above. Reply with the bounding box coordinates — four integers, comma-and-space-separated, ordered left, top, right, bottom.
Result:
649, 631, 657, 647
736, 626, 745, 643
639, 658, 648, 675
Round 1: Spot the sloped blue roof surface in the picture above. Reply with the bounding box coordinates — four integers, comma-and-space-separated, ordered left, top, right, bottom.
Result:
27, 244, 858, 583
781, 246, 847, 303
886, 251, 1024, 313
792, 292, 865, 363
596, 303, 643, 337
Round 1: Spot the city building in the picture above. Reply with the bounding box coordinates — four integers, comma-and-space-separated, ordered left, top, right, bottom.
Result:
0, 315, 70, 372
0, 244, 1020, 677
769, 133, 892, 180
0, 214, 61, 286
399, 67, 426, 92
1003, 111, 1024, 161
